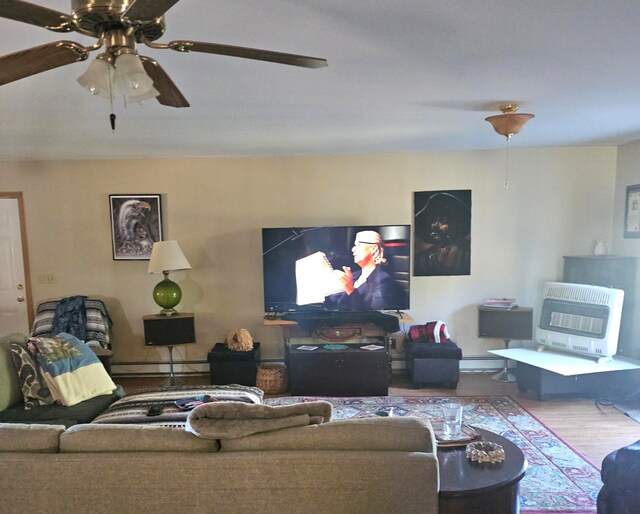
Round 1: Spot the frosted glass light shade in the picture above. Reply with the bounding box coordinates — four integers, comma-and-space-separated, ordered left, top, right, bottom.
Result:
126, 86, 160, 104
77, 57, 114, 99
148, 241, 191, 274
114, 53, 155, 97
485, 112, 535, 138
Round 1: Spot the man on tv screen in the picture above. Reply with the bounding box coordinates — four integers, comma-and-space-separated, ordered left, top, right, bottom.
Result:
324, 230, 405, 311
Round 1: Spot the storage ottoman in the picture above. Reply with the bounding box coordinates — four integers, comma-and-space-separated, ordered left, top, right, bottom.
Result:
207, 343, 261, 386
405, 341, 462, 389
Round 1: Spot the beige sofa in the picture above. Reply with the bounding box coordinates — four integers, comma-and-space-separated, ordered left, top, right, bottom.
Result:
0, 334, 439, 514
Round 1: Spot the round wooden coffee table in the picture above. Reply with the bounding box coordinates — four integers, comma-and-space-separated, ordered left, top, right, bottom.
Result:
437, 427, 527, 514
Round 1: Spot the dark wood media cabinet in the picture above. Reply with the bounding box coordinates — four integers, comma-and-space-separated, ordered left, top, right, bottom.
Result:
289, 343, 388, 396
265, 313, 413, 396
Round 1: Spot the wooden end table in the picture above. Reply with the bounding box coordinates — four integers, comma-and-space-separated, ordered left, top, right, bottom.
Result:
437, 427, 527, 514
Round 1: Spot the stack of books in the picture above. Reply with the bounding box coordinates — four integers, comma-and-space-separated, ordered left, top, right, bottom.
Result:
482, 297, 518, 309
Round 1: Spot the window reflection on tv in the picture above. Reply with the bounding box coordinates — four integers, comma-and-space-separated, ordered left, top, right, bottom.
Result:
262, 225, 410, 312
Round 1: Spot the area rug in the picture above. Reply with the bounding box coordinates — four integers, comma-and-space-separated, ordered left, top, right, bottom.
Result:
265, 395, 600, 513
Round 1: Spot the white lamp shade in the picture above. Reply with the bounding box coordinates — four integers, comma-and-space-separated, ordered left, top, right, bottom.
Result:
148, 241, 192, 274
114, 53, 155, 97
126, 86, 160, 104
77, 57, 114, 99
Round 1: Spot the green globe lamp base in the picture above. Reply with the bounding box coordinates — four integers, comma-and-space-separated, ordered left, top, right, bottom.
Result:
153, 272, 182, 316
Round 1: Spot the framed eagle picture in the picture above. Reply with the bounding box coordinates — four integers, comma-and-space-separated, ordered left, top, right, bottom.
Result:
109, 194, 163, 260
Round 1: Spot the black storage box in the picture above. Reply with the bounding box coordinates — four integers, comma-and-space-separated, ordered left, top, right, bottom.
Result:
207, 343, 261, 386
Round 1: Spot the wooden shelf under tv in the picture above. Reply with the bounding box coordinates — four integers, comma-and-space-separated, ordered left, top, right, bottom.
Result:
265, 312, 413, 354
264, 312, 413, 327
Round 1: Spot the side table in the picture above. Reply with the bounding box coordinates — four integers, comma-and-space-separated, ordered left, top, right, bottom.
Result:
207, 343, 261, 386
143, 313, 196, 386
438, 427, 527, 513
91, 346, 113, 376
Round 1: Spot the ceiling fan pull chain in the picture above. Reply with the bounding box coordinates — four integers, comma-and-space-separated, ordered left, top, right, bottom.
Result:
504, 136, 511, 190
108, 68, 116, 132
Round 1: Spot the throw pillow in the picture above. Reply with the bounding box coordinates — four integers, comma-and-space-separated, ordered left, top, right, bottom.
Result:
9, 343, 54, 409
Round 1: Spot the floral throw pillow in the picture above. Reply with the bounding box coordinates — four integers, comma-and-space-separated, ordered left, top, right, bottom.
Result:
9, 343, 54, 409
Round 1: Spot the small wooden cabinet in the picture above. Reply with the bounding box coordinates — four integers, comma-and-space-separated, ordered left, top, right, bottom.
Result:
288, 343, 388, 396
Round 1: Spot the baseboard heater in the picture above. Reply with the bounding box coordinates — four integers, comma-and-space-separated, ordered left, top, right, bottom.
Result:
535, 281, 624, 363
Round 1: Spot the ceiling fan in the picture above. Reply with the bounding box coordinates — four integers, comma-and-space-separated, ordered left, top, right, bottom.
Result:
0, 0, 328, 108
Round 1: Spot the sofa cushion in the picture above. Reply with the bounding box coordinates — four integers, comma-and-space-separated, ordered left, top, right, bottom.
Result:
9, 342, 55, 409
0, 422, 64, 453
220, 416, 436, 452
60, 423, 220, 452
0, 333, 27, 411
0, 386, 124, 428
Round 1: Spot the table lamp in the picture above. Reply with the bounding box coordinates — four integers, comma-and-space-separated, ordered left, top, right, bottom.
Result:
147, 240, 192, 316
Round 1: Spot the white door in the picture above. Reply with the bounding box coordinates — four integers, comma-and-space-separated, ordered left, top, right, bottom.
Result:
0, 195, 32, 335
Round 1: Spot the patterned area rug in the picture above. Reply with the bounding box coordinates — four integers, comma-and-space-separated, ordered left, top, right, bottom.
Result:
265, 395, 600, 513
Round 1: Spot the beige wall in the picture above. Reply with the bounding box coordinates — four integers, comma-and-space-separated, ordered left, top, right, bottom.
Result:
613, 140, 640, 344
0, 146, 617, 371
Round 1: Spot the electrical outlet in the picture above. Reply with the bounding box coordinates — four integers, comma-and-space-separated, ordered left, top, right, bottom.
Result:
39, 273, 57, 284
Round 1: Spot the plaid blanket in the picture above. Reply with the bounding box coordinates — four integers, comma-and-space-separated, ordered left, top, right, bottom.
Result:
31, 298, 112, 348
91, 385, 264, 428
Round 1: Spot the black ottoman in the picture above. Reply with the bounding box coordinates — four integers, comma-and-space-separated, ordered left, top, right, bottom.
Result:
207, 343, 261, 386
405, 341, 462, 389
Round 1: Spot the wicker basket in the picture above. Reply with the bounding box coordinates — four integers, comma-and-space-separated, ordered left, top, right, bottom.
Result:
256, 363, 288, 394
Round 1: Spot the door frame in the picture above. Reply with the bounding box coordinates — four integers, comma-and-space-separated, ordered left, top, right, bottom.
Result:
0, 192, 34, 329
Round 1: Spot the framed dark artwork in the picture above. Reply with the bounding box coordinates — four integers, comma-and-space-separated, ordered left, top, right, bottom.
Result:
109, 194, 163, 260
413, 189, 471, 276
624, 184, 640, 239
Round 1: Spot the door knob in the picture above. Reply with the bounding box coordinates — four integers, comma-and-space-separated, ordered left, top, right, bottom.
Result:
17, 296, 25, 302
17, 284, 24, 290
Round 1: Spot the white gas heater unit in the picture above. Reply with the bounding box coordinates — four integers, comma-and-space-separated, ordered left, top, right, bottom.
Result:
535, 282, 624, 363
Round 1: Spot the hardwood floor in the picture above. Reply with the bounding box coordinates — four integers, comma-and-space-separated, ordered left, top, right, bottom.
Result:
114, 371, 640, 467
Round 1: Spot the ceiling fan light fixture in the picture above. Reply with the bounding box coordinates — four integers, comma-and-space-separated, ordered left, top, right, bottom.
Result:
113, 52, 155, 97
76, 54, 113, 99
126, 86, 160, 104
485, 104, 535, 140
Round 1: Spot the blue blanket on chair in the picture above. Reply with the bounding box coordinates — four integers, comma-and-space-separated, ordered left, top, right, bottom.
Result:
51, 295, 88, 341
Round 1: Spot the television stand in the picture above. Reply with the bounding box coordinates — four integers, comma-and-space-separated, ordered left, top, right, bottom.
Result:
288, 343, 388, 396
265, 312, 413, 396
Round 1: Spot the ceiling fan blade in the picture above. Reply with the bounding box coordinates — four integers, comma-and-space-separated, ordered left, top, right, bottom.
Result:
140, 56, 189, 108
0, 0, 74, 32
169, 40, 328, 69
0, 41, 88, 86
123, 0, 180, 21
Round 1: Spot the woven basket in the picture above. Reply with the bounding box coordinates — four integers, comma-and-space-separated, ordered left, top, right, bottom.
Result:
256, 363, 288, 394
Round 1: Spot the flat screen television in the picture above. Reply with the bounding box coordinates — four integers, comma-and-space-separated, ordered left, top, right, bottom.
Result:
262, 225, 410, 312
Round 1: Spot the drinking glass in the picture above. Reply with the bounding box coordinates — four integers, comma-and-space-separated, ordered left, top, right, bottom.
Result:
441, 402, 463, 438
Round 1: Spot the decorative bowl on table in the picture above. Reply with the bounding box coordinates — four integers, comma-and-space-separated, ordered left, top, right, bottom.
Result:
465, 441, 505, 463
